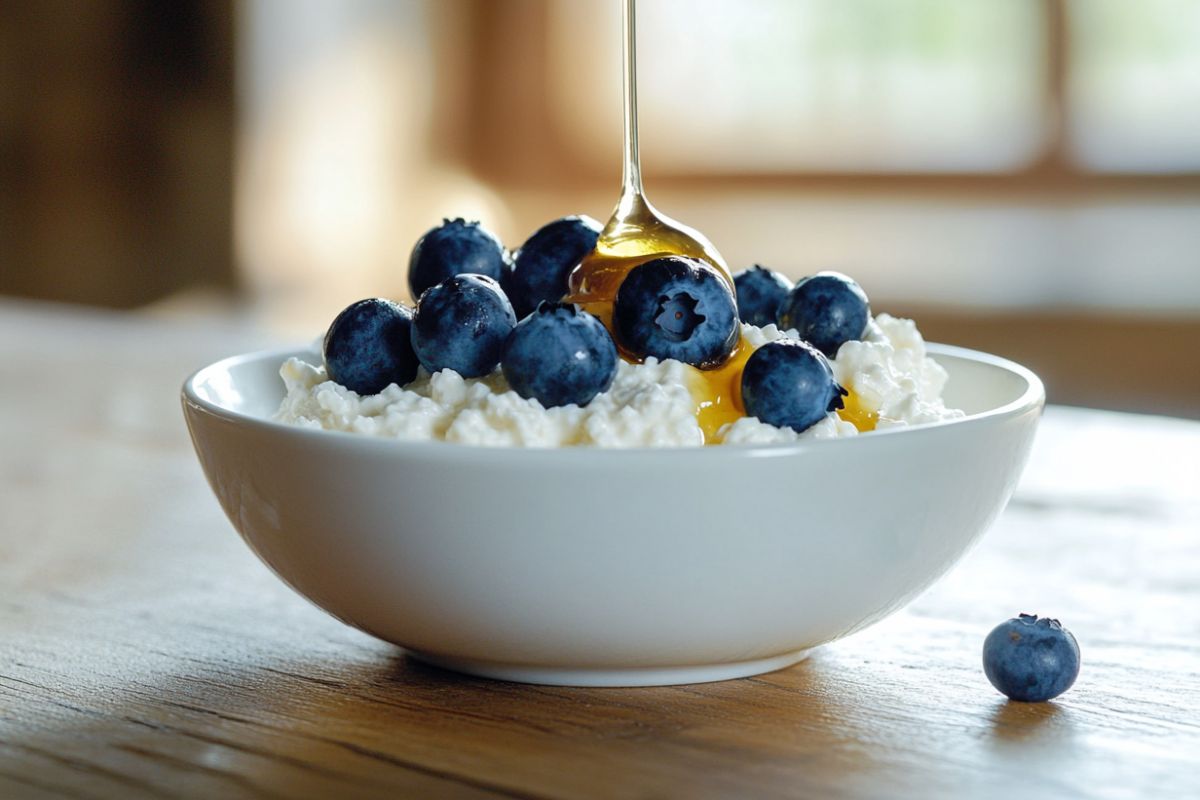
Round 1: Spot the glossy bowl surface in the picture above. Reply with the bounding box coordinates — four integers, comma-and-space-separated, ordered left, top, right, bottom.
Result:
182, 344, 1043, 686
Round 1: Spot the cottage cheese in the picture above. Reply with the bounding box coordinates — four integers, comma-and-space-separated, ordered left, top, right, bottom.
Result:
275, 314, 961, 447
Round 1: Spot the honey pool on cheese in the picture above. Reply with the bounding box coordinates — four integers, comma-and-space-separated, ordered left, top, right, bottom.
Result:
275, 314, 962, 448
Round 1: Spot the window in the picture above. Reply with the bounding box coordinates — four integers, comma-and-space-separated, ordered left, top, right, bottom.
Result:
1067, 0, 1200, 172
545, 0, 1200, 177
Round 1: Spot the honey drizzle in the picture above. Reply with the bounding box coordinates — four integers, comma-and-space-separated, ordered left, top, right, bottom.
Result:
564, 0, 739, 444
563, 1, 890, 443
691, 334, 754, 441
836, 389, 879, 433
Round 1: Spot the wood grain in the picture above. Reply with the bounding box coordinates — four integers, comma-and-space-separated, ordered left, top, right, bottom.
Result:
1, 300, 1198, 799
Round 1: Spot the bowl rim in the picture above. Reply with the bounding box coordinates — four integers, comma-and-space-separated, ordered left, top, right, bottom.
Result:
182, 343, 1045, 461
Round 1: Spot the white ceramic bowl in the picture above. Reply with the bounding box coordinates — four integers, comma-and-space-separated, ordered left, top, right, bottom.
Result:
182, 345, 1043, 686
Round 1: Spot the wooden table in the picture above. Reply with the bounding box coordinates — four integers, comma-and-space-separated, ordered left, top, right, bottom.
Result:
2, 300, 1198, 800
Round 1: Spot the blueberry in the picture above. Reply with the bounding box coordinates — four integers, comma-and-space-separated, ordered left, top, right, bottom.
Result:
504, 215, 602, 319
408, 218, 512, 300
613, 256, 739, 369
983, 614, 1081, 702
740, 339, 846, 432
502, 302, 617, 408
322, 298, 419, 395
777, 271, 870, 358
733, 265, 793, 327
411, 275, 517, 377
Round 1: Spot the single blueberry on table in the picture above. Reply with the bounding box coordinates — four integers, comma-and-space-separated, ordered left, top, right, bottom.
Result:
504, 215, 602, 319
777, 271, 870, 358
411, 275, 517, 378
613, 256, 739, 369
733, 265, 793, 327
322, 298, 420, 395
740, 339, 846, 433
408, 218, 512, 300
502, 302, 617, 408
983, 614, 1080, 702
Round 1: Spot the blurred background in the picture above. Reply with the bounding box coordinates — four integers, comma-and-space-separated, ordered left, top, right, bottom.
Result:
1, 0, 1197, 417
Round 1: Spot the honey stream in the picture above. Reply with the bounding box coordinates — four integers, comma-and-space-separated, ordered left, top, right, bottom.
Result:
564, 0, 867, 441
564, 0, 749, 443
